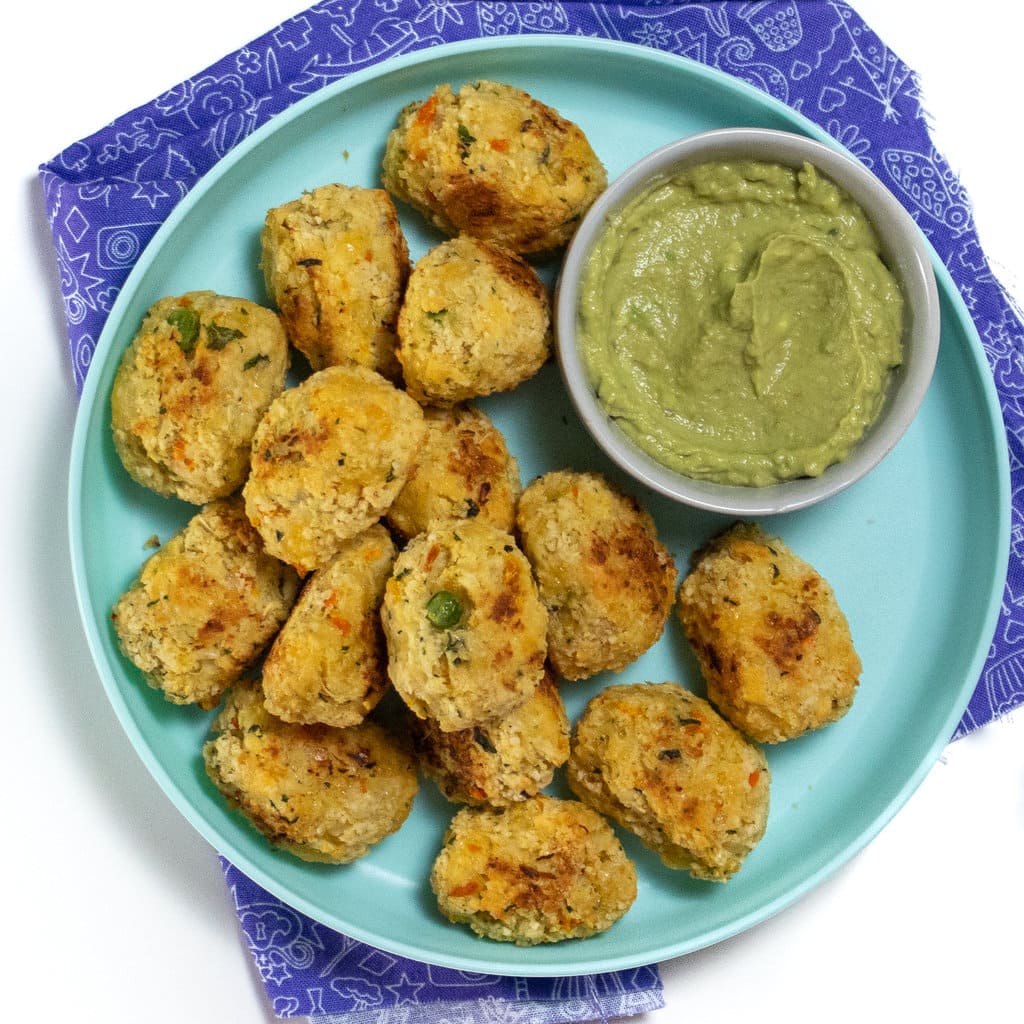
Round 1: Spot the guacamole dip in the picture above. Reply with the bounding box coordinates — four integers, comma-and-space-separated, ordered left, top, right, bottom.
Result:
577, 159, 904, 486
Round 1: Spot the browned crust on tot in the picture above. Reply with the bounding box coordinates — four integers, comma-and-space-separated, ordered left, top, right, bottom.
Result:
677, 521, 862, 743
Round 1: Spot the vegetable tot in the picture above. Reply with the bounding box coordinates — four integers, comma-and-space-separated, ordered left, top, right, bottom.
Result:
110, 290, 289, 504
382, 521, 548, 732
431, 795, 636, 944
382, 80, 606, 254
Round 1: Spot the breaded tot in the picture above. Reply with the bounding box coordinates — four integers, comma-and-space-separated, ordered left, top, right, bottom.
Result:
381, 520, 548, 732
111, 497, 298, 709
515, 470, 677, 680
677, 522, 861, 743
243, 363, 426, 574
396, 235, 550, 405
382, 80, 606, 254
430, 795, 636, 944
110, 290, 288, 504
411, 668, 569, 806
261, 524, 396, 728
260, 183, 409, 378
385, 404, 521, 538
204, 679, 418, 864
567, 683, 770, 882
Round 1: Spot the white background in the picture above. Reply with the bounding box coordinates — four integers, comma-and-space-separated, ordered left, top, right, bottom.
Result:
3, 3, 1021, 1022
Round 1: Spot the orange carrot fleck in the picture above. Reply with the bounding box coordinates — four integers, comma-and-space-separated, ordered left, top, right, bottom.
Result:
449, 881, 480, 898
171, 436, 194, 469
611, 701, 642, 718
424, 544, 441, 571
415, 95, 438, 127
748, 770, 761, 787
489, 138, 509, 152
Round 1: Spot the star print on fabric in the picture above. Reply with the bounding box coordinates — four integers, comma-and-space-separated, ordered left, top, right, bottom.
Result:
254, 949, 295, 986
413, 0, 467, 34
96, 116, 182, 166
385, 972, 426, 1006
126, 176, 175, 209
56, 235, 104, 326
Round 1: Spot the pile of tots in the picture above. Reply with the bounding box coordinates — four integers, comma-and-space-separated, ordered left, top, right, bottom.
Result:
108, 81, 861, 946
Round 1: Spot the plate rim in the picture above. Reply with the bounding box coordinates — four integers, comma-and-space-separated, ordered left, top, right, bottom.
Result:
67, 33, 1012, 975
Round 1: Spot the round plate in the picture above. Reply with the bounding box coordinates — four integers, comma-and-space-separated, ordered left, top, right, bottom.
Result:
68, 37, 1009, 976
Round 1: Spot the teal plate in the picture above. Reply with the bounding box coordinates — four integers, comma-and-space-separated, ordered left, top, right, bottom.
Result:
68, 37, 1009, 976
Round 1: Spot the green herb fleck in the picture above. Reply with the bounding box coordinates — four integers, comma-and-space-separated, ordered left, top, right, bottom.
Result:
426, 308, 448, 322
658, 748, 682, 761
243, 353, 270, 371
167, 308, 200, 353
472, 728, 497, 754
426, 591, 463, 630
457, 123, 476, 157
206, 324, 245, 350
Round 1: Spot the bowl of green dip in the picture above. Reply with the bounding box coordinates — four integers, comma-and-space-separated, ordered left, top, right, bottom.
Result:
555, 127, 940, 515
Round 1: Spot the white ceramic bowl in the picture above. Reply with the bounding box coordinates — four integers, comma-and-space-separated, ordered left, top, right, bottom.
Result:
555, 127, 940, 515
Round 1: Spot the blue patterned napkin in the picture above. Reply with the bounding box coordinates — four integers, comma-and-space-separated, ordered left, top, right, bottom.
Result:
40, 2, 1023, 1020
222, 861, 662, 1022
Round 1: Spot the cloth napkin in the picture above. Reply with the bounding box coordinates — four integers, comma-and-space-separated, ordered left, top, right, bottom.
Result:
39, 2, 1024, 1021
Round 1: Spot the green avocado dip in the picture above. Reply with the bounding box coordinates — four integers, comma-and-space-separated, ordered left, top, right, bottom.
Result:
577, 159, 904, 486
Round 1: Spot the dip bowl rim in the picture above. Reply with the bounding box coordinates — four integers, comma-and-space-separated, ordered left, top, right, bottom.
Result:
554, 126, 941, 516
